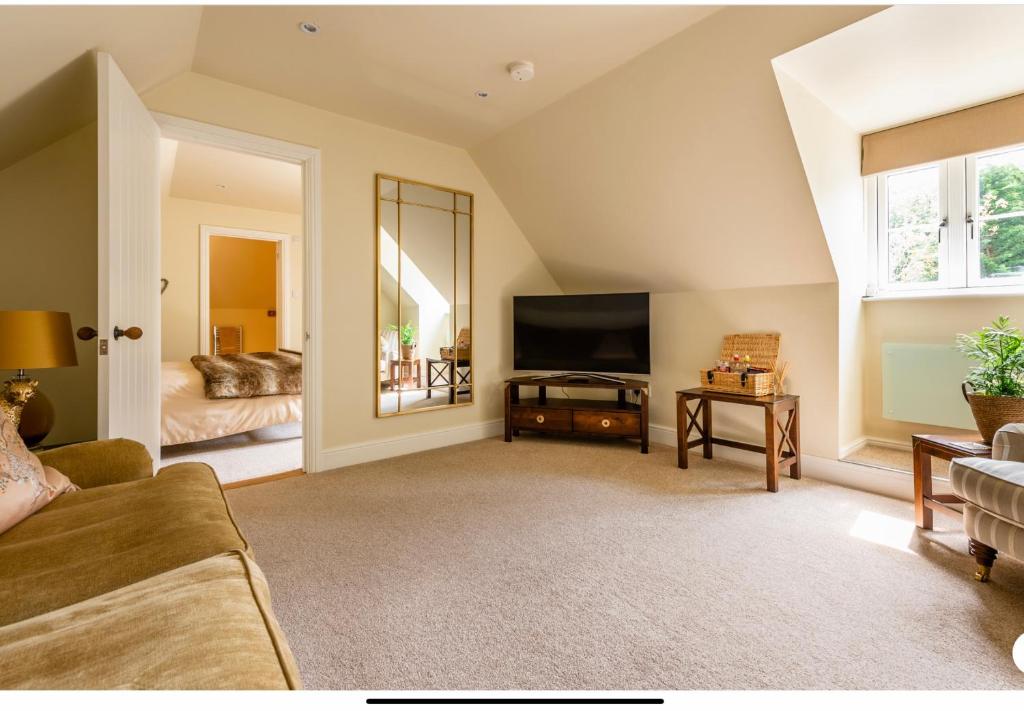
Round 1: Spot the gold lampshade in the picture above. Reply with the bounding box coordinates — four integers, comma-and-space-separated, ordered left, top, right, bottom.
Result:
0, 311, 78, 369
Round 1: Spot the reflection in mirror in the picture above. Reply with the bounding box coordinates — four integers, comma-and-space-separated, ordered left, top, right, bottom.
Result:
455, 212, 472, 404
378, 200, 400, 415
376, 175, 473, 416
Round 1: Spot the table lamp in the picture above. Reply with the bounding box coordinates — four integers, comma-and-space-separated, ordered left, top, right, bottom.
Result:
0, 311, 78, 441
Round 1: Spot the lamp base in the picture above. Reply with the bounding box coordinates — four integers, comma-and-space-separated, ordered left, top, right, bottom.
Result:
19, 388, 55, 447
1, 373, 40, 429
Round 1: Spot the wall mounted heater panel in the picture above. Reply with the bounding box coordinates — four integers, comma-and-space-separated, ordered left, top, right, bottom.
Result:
881, 343, 975, 429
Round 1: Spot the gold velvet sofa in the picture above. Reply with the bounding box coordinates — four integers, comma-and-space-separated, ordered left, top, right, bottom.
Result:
0, 439, 301, 689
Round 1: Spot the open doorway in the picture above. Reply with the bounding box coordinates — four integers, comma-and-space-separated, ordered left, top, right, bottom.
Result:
157, 137, 304, 486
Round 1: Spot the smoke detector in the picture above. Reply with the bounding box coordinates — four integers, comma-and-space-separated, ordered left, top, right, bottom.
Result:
507, 61, 535, 82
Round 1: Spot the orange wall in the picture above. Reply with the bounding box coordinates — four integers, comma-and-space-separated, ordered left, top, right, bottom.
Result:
209, 235, 277, 352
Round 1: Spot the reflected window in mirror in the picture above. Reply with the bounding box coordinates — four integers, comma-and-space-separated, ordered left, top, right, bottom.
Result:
376, 174, 473, 416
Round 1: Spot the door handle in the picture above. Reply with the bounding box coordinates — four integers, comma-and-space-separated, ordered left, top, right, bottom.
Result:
76, 326, 98, 341
113, 326, 143, 340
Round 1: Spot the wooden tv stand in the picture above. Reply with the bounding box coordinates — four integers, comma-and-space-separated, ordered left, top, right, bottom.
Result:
503, 375, 649, 453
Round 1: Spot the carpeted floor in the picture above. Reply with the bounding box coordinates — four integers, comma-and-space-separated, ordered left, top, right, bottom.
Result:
161, 423, 301, 485
225, 436, 1024, 690
843, 442, 950, 476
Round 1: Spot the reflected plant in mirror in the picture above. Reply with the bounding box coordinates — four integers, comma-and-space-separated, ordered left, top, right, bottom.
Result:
376, 174, 473, 416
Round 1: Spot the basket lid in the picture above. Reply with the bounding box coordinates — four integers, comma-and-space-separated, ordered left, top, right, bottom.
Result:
718, 333, 780, 370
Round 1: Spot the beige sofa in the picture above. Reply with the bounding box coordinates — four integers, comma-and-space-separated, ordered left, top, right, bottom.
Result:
950, 423, 1024, 582
0, 439, 301, 689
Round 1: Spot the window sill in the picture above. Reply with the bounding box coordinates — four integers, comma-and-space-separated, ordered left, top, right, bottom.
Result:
863, 285, 1024, 302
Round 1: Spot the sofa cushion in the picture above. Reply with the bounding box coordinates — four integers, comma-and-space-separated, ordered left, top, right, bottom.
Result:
0, 462, 249, 626
950, 456, 1024, 524
0, 551, 301, 689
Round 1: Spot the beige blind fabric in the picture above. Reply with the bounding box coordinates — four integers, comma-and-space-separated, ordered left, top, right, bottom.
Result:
861, 92, 1024, 175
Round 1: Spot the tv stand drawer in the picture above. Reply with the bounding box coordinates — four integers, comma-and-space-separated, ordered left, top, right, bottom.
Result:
511, 406, 572, 432
573, 410, 641, 436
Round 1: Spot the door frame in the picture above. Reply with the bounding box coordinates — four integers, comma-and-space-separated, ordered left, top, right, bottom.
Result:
199, 225, 293, 356
153, 112, 323, 473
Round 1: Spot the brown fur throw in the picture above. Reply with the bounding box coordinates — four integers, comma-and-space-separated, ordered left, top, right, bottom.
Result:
190, 351, 302, 399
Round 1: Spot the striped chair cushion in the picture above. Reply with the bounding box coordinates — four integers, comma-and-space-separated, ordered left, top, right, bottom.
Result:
964, 504, 1024, 561
950, 456, 1024, 524
992, 422, 1024, 463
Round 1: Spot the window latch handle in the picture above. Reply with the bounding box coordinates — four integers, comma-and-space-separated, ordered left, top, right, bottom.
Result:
966, 214, 975, 240
938, 217, 948, 242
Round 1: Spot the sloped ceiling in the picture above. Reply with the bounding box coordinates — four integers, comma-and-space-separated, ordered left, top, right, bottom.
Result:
470, 6, 880, 294
166, 139, 302, 214
773, 5, 1024, 134
0, 6, 202, 171
190, 5, 719, 149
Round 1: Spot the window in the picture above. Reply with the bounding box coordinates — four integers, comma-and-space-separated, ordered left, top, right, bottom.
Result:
868, 142, 1024, 293
970, 145, 1024, 285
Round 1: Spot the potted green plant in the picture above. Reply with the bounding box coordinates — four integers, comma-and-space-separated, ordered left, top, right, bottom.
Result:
388, 321, 417, 360
956, 315, 1024, 443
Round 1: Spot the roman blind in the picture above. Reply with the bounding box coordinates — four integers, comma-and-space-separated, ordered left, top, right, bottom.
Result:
861, 92, 1024, 175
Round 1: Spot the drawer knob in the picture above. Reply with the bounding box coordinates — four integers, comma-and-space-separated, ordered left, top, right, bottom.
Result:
601, 418, 611, 428
536, 414, 545, 424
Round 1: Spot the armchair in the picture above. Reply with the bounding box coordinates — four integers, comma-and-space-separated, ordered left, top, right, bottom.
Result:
950, 423, 1024, 581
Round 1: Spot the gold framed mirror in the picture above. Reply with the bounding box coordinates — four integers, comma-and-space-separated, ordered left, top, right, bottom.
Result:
376, 174, 473, 416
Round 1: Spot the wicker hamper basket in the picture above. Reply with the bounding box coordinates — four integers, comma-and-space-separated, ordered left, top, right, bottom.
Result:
700, 333, 780, 397
962, 383, 1024, 444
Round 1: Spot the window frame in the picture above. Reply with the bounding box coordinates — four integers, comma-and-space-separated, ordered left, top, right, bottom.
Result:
874, 161, 951, 293
867, 141, 1024, 296
966, 141, 1024, 288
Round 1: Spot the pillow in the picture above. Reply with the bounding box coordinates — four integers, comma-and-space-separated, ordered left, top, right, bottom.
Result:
0, 417, 77, 535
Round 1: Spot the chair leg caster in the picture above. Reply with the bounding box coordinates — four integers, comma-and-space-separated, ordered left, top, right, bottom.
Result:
969, 538, 997, 583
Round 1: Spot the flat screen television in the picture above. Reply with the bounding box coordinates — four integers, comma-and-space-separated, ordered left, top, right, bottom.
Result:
513, 292, 650, 374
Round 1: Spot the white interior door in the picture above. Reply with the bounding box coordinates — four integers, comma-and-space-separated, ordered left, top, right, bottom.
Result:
97, 52, 161, 461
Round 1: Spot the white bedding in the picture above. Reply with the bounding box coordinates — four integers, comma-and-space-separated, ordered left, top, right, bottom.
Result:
161, 361, 302, 446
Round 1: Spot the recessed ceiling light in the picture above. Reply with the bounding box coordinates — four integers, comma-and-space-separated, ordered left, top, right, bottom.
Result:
475, 90, 489, 98
215, 183, 227, 189
298, 21, 320, 35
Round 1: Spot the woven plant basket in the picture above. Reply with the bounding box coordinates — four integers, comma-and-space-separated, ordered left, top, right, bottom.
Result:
962, 383, 1024, 443
700, 333, 780, 397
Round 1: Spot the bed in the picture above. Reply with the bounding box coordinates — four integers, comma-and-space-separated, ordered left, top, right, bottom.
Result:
161, 360, 302, 446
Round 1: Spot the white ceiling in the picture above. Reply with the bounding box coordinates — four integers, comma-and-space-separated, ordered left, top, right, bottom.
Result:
774, 5, 1024, 133
0, 4, 718, 165
190, 5, 719, 148
164, 139, 302, 214
0, 6, 201, 170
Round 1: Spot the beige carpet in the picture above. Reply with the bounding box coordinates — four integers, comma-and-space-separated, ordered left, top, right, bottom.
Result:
844, 442, 950, 476
225, 436, 1024, 690
161, 423, 301, 485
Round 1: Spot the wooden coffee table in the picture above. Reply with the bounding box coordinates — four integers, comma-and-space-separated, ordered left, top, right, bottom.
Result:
912, 434, 991, 529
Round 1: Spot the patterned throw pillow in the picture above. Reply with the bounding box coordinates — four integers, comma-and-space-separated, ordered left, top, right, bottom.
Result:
0, 417, 78, 535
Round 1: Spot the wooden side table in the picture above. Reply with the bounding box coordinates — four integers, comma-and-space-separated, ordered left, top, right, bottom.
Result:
389, 358, 421, 390
676, 387, 800, 492
912, 434, 990, 529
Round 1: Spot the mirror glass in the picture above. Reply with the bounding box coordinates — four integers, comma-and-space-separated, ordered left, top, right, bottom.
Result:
377, 175, 473, 416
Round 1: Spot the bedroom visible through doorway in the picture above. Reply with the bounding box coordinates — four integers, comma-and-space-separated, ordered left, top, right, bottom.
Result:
157, 137, 304, 485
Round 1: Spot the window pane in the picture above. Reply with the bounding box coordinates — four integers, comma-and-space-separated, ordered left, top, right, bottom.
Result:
977, 147, 1024, 217
887, 166, 939, 229
888, 226, 939, 284
979, 215, 1024, 279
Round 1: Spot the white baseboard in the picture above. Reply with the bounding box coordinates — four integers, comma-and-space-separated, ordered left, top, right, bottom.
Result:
318, 419, 504, 472
649, 424, 913, 502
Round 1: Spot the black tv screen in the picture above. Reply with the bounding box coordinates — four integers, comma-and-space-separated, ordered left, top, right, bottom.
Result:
513, 293, 650, 374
